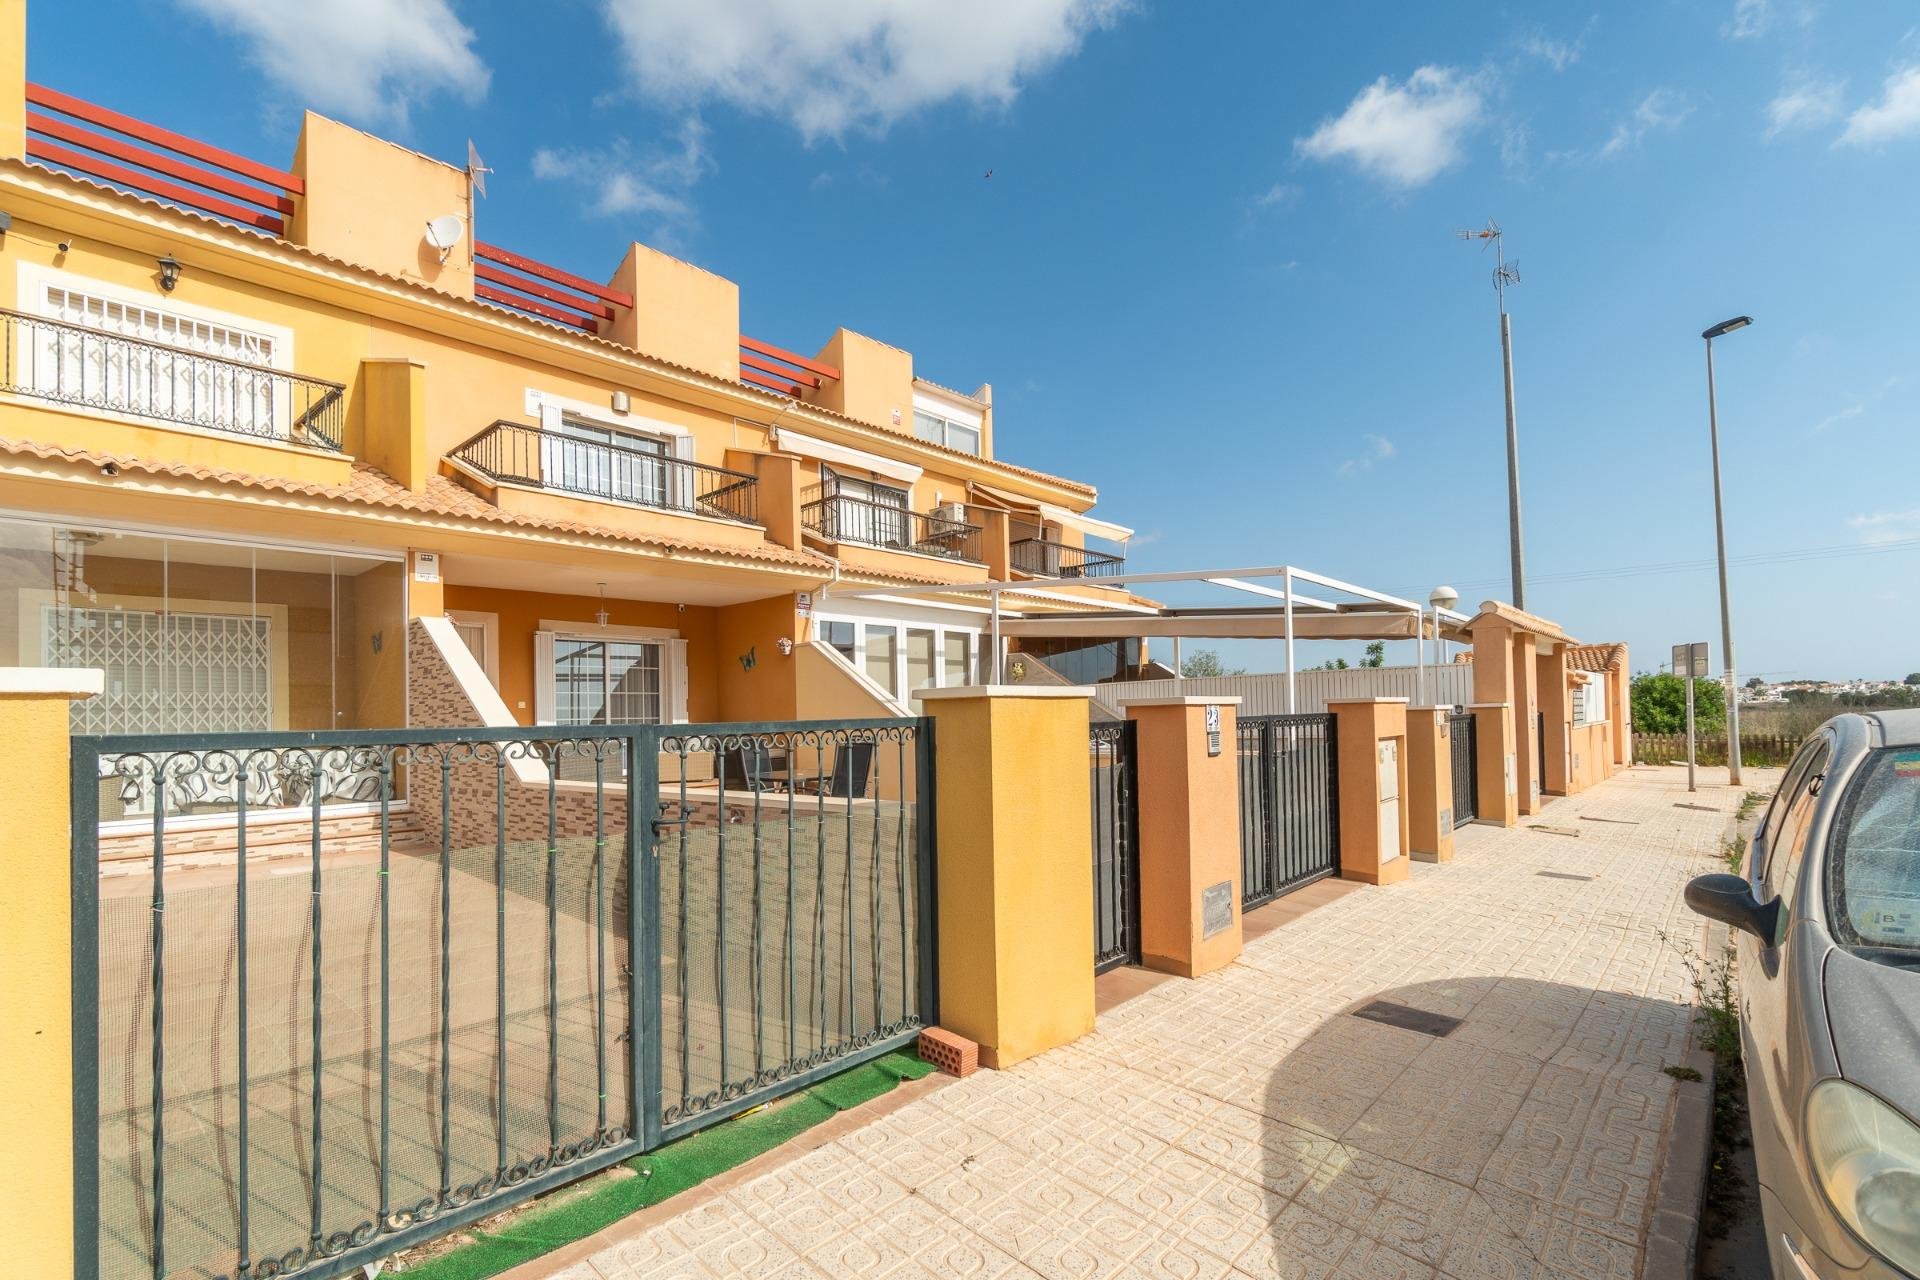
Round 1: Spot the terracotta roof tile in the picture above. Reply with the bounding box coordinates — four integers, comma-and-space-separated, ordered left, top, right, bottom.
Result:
1465, 600, 1575, 644
7, 159, 1095, 500
0, 435, 834, 571
1567, 642, 1628, 672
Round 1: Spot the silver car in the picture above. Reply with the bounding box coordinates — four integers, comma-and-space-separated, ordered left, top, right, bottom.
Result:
1687, 710, 1920, 1278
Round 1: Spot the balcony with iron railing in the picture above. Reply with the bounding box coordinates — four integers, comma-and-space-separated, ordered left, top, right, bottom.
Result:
1011, 536, 1126, 579
449, 419, 761, 525
0, 308, 346, 451
801, 487, 984, 563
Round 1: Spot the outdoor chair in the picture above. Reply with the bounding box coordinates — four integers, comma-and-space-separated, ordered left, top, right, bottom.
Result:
721, 742, 789, 792
795, 741, 874, 799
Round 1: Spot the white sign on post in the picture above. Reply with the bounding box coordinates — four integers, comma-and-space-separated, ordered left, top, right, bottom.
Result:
1674, 641, 1709, 792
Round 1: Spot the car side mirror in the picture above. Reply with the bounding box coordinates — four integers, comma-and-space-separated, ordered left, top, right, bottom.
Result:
1685, 872, 1782, 943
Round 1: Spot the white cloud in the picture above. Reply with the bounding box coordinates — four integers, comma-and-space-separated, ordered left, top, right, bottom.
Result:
1517, 24, 1589, 72
1851, 507, 1920, 545
592, 0, 1129, 142
1296, 66, 1487, 188
1255, 182, 1302, 209
1724, 0, 1816, 40
1725, 0, 1771, 39
1765, 77, 1846, 139
176, 0, 489, 127
532, 119, 713, 237
1338, 434, 1397, 476
1814, 403, 1864, 432
1597, 89, 1691, 158
1838, 66, 1920, 147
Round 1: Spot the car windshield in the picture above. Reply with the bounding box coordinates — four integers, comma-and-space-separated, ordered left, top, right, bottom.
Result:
1831, 747, 1920, 952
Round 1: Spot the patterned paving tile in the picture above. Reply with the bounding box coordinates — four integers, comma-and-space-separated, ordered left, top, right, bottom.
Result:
537, 768, 1772, 1280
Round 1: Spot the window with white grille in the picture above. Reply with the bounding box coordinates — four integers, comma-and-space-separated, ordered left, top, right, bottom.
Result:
33, 285, 283, 433
44, 606, 274, 735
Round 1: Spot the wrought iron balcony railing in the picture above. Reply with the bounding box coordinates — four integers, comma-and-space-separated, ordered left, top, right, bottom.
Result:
0, 307, 345, 450
1012, 536, 1126, 579
450, 419, 761, 525
801, 490, 984, 563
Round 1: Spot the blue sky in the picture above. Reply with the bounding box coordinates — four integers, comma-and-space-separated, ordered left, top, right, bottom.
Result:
33, 0, 1920, 680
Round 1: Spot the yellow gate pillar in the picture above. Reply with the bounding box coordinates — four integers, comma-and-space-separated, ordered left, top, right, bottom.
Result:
0, 668, 102, 1280
1405, 706, 1455, 863
915, 686, 1095, 1069
1327, 698, 1410, 886
1122, 697, 1243, 978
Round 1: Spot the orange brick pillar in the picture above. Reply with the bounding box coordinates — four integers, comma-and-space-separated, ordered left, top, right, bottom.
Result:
915, 685, 1095, 1068
1405, 706, 1455, 863
1328, 698, 1410, 886
1122, 697, 1243, 978
1472, 702, 1518, 827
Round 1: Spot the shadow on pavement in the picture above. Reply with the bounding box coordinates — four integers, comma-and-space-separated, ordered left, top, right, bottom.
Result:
1248, 976, 1696, 1278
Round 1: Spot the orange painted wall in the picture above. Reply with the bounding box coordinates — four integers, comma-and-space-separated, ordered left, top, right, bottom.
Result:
714, 593, 801, 721
439, 584, 720, 725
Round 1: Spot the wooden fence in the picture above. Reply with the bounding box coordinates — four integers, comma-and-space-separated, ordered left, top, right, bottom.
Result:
1633, 732, 1804, 768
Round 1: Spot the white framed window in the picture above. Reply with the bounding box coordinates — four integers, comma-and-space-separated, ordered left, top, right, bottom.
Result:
16, 265, 298, 441
815, 610, 982, 705
819, 465, 910, 547
533, 623, 688, 725
912, 408, 981, 455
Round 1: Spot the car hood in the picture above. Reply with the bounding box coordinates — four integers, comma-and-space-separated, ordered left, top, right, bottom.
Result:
1826, 945, 1920, 1119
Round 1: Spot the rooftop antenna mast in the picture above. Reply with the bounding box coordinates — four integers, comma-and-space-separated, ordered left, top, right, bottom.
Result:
1457, 218, 1527, 610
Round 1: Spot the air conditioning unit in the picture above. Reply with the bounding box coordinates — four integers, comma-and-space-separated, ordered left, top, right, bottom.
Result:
932, 502, 968, 524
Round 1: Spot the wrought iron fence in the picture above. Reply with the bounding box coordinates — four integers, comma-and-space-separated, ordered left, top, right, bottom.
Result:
1448, 709, 1477, 826
1237, 713, 1339, 910
72, 717, 932, 1280
449, 420, 761, 526
1011, 537, 1125, 579
1089, 721, 1139, 973
800, 490, 983, 563
0, 307, 345, 450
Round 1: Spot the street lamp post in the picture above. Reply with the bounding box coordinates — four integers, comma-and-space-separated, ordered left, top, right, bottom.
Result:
1702, 315, 1752, 786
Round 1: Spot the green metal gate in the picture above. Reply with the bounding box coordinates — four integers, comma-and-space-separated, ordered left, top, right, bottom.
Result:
70, 718, 935, 1280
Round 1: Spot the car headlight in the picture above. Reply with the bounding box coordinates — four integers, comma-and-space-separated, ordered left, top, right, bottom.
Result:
1807, 1079, 1920, 1273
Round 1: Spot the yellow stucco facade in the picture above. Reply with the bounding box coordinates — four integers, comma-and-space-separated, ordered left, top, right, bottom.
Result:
0, 18, 1138, 735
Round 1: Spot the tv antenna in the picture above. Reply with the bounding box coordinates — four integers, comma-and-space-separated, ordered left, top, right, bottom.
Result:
466, 139, 492, 199
1456, 218, 1520, 311
1455, 217, 1527, 610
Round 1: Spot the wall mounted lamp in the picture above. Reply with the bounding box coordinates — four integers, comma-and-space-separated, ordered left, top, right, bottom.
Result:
156, 255, 182, 292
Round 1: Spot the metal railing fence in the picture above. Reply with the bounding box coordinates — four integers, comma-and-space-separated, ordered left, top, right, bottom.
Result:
1237, 713, 1339, 910
1012, 537, 1125, 579
72, 717, 932, 1280
449, 420, 762, 526
1, 307, 345, 450
800, 490, 984, 563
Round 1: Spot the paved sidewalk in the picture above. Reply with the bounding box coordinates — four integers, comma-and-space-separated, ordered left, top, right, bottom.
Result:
530, 766, 1765, 1280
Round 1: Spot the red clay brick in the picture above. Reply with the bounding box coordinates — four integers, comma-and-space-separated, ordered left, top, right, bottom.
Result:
918, 1027, 979, 1078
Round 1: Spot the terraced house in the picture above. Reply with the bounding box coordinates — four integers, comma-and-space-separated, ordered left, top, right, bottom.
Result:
0, 36, 1138, 773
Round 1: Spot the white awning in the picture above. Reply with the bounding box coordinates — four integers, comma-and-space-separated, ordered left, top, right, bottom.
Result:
968, 482, 1131, 543
771, 428, 923, 485
1036, 502, 1132, 545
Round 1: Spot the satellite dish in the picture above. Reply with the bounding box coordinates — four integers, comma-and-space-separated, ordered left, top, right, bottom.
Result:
466, 139, 491, 199
424, 214, 465, 264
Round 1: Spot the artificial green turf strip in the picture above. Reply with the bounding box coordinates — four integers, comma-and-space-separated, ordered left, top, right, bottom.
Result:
400, 1050, 934, 1280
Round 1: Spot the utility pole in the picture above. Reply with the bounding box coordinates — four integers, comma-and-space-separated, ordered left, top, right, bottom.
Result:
1457, 220, 1527, 610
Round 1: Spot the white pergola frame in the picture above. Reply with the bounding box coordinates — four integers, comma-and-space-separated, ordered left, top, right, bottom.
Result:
824, 564, 1474, 712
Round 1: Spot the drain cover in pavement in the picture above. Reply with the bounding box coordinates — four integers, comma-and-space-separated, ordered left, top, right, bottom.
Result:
1537, 870, 1596, 882
1351, 1000, 1463, 1038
